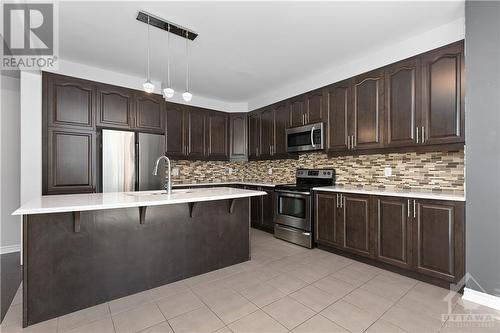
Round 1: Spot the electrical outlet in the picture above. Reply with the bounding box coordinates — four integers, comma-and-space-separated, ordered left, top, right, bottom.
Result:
228, 168, 233, 175
171, 168, 179, 176
268, 168, 273, 175
384, 167, 392, 177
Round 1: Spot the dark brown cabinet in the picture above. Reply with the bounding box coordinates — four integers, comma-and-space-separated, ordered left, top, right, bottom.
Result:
165, 104, 185, 158
315, 193, 343, 247
45, 128, 96, 194
206, 111, 229, 160
305, 89, 326, 124
96, 84, 134, 129
260, 108, 274, 158
135, 93, 164, 133
373, 197, 413, 269
229, 113, 247, 161
289, 97, 305, 127
248, 113, 260, 159
185, 107, 206, 159
343, 194, 371, 257
421, 42, 464, 146
248, 186, 274, 232
414, 199, 464, 282
273, 102, 289, 157
326, 81, 350, 152
385, 58, 420, 148
46, 74, 95, 129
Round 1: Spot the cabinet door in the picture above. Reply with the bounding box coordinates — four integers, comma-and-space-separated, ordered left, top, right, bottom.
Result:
289, 97, 305, 127
135, 93, 164, 132
352, 70, 384, 150
413, 200, 464, 282
229, 113, 247, 160
385, 58, 419, 147
186, 108, 206, 159
249, 186, 263, 227
273, 103, 289, 157
97, 84, 134, 129
305, 89, 325, 124
326, 81, 350, 152
207, 111, 229, 160
343, 194, 371, 256
262, 187, 275, 230
248, 113, 260, 159
421, 41, 464, 145
374, 197, 412, 269
45, 129, 95, 194
165, 104, 185, 158
315, 193, 343, 247
46, 74, 95, 129
260, 108, 274, 158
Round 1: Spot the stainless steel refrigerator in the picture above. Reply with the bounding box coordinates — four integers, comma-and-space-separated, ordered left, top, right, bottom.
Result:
101, 129, 166, 192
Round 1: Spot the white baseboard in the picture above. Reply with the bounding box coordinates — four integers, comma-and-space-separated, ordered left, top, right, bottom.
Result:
463, 287, 500, 311
1, 244, 21, 254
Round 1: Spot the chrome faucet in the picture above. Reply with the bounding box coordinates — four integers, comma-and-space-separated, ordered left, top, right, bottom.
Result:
152, 155, 172, 194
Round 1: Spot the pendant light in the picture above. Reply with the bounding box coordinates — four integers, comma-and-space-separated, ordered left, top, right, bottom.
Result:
143, 15, 155, 93
162, 24, 174, 99
182, 31, 193, 102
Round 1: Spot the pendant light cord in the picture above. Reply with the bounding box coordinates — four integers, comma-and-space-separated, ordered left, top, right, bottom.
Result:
147, 16, 151, 81
167, 24, 171, 87
185, 31, 189, 92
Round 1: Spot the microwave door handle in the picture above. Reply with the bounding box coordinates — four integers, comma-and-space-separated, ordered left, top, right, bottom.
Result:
310, 126, 316, 148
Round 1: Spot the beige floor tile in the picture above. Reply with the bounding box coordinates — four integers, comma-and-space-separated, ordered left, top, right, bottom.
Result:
267, 274, 308, 294
240, 282, 286, 307
290, 285, 339, 312
112, 303, 165, 333
289, 265, 330, 284
149, 281, 190, 301
453, 298, 500, 318
201, 288, 259, 324
381, 304, 443, 333
65, 317, 115, 333
168, 306, 225, 333
214, 327, 233, 333
321, 300, 379, 333
342, 288, 395, 316
58, 303, 110, 332
252, 265, 282, 281
183, 271, 221, 288
262, 296, 316, 330
228, 310, 287, 333
1, 303, 22, 329
359, 275, 415, 302
365, 319, 408, 333
109, 290, 154, 315
11, 288, 23, 306
329, 265, 377, 287
220, 271, 263, 292
0, 310, 57, 333
312, 275, 355, 298
291, 314, 349, 333
156, 290, 204, 319
397, 288, 454, 320
137, 321, 174, 333
190, 279, 232, 297
441, 319, 500, 333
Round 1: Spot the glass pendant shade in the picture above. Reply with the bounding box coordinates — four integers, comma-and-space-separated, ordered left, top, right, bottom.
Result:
143, 80, 155, 93
182, 91, 192, 102
163, 87, 175, 98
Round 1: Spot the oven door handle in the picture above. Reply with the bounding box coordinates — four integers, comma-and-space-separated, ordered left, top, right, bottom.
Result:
310, 126, 316, 148
275, 189, 311, 196
275, 224, 311, 236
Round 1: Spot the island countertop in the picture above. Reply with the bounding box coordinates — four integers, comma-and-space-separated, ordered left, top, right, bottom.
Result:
12, 187, 266, 215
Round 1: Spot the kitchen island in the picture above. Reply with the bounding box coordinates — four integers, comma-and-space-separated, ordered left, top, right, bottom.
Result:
13, 187, 266, 327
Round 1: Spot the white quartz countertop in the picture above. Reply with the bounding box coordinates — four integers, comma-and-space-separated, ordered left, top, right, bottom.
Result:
312, 186, 465, 201
173, 181, 284, 188
12, 187, 267, 215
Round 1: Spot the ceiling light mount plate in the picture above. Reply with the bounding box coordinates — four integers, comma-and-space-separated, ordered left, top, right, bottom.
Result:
137, 11, 198, 41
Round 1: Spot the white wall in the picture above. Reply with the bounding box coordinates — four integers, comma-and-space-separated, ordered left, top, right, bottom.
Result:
248, 18, 465, 110
0, 73, 21, 253
46, 59, 248, 113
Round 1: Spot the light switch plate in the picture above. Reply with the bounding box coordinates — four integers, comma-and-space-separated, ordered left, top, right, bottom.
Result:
268, 168, 273, 175
384, 167, 392, 177
228, 168, 233, 175
171, 168, 179, 176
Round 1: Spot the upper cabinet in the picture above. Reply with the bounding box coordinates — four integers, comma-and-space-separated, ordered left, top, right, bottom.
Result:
46, 74, 95, 129
248, 113, 260, 159
305, 89, 326, 124
165, 103, 185, 158
97, 84, 134, 129
206, 111, 229, 160
326, 81, 350, 152
135, 93, 165, 133
421, 42, 464, 145
289, 97, 305, 127
260, 107, 274, 158
273, 102, 290, 157
229, 113, 247, 161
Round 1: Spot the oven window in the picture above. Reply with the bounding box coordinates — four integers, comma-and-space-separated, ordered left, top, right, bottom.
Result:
288, 131, 312, 147
278, 196, 306, 219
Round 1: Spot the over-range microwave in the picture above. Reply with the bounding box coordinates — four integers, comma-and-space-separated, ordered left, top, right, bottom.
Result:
286, 122, 324, 153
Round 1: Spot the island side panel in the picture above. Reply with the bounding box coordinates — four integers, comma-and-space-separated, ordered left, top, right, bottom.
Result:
23, 198, 250, 327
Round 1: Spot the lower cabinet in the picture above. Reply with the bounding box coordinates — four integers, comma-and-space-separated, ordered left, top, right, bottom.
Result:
315, 191, 465, 284
248, 186, 275, 232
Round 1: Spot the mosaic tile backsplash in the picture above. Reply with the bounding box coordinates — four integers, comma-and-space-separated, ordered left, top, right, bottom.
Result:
170, 150, 465, 192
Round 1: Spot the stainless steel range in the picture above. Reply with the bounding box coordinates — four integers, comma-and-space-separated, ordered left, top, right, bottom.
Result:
274, 169, 335, 248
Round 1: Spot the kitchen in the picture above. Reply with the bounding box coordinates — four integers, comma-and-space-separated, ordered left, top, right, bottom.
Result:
1, 1, 499, 333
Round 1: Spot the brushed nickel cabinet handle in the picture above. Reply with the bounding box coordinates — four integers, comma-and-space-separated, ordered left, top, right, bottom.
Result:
336, 194, 339, 208
347, 136, 350, 149
413, 200, 416, 218
407, 199, 411, 218
421, 126, 425, 143
416, 127, 419, 143
340, 194, 343, 208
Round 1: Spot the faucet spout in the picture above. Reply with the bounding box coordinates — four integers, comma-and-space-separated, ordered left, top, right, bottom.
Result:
152, 155, 172, 194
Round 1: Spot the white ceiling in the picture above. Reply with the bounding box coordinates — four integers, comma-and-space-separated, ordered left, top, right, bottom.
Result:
59, 1, 464, 104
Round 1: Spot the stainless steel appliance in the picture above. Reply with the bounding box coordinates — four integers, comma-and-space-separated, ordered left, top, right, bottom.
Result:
274, 169, 335, 248
101, 129, 165, 192
286, 122, 324, 153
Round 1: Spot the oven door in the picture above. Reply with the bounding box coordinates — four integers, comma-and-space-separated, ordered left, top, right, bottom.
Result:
274, 190, 311, 231
286, 123, 324, 153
